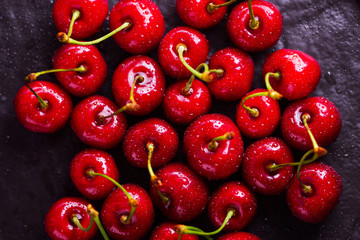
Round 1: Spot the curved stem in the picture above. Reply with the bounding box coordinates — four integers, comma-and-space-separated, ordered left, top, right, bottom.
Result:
269, 157, 315, 172
240, 91, 270, 117
25, 65, 87, 82
87, 204, 109, 240
24, 83, 48, 109
68, 10, 81, 37
71, 215, 94, 232
264, 72, 283, 100
296, 149, 317, 193
248, 0, 259, 29
302, 114, 328, 157
182, 63, 207, 95
207, 0, 237, 12
208, 132, 234, 151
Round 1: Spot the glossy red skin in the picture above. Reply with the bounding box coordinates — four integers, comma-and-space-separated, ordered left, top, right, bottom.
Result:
150, 222, 199, 240
208, 47, 254, 101
112, 55, 165, 116
70, 149, 120, 200
150, 163, 209, 222
45, 197, 97, 240
176, 0, 227, 29
236, 89, 280, 139
218, 232, 261, 240
52, 0, 108, 40
101, 184, 155, 240
286, 162, 342, 224
70, 95, 127, 149
262, 49, 321, 100
14, 81, 72, 133
53, 44, 107, 97
158, 26, 209, 79
184, 114, 244, 180
109, 0, 165, 54
162, 79, 211, 125
227, 0, 282, 52
281, 97, 342, 151
242, 137, 294, 195
122, 118, 179, 168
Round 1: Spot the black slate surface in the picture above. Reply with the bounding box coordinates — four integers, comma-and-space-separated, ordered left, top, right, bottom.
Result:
1, 0, 360, 239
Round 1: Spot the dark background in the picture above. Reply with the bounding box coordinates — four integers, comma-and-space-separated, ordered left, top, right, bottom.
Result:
1, 0, 360, 239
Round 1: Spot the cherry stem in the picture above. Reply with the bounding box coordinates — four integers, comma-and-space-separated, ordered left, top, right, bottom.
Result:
57, 21, 131, 45
86, 170, 138, 225
248, 0, 259, 29
264, 72, 283, 100
25, 65, 87, 82
71, 215, 94, 232
68, 10, 81, 38
207, 0, 237, 12
24, 83, 48, 109
302, 114, 328, 157
208, 132, 234, 151
87, 204, 109, 240
240, 91, 269, 117
182, 63, 207, 95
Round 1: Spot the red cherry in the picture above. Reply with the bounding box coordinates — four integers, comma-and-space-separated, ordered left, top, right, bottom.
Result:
70, 95, 127, 149
184, 114, 244, 180
262, 49, 321, 100
208, 181, 257, 231
227, 0, 283, 52
14, 81, 72, 133
122, 118, 179, 168
208, 47, 254, 101
281, 96, 342, 151
242, 137, 294, 195
162, 78, 211, 125
236, 89, 281, 139
150, 222, 199, 240
158, 26, 209, 79
45, 197, 97, 240
112, 55, 165, 116
70, 149, 119, 200
52, 0, 109, 40
109, 0, 165, 54
218, 232, 261, 240
149, 162, 209, 222
286, 162, 342, 224
101, 184, 155, 240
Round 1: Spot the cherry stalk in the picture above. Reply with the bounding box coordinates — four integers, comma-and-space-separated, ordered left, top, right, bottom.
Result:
67, 10, 81, 37
208, 132, 234, 151
247, 0, 259, 29
207, 0, 237, 12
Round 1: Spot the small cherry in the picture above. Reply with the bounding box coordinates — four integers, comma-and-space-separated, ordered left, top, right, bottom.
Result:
53, 0, 109, 40
14, 81, 72, 133
70, 95, 127, 149
149, 162, 209, 222
286, 162, 342, 224
218, 232, 261, 240
227, 0, 283, 52
150, 222, 199, 240
112, 56, 165, 116
184, 113, 244, 180
70, 149, 120, 200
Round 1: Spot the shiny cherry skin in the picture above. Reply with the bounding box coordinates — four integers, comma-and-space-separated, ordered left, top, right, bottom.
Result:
123, 118, 179, 168
14, 81, 72, 133
53, 0, 108, 40
101, 184, 155, 240
158, 26, 209, 79
112, 55, 165, 116
281, 96, 342, 151
218, 232, 261, 240
150, 222, 199, 240
209, 181, 257, 231
162, 79, 211, 125
45, 197, 97, 240
70, 149, 119, 200
242, 137, 294, 195
109, 0, 165, 54
262, 49, 321, 100
176, 0, 228, 29
227, 0, 283, 52
286, 162, 342, 224
184, 114, 244, 180
70, 95, 127, 149
53, 44, 107, 97
208, 47, 254, 101
150, 162, 209, 222
236, 89, 281, 139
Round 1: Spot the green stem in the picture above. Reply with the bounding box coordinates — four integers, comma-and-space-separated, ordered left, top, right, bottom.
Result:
248, 0, 259, 29
68, 10, 81, 37
71, 215, 94, 232
302, 114, 328, 157
182, 63, 207, 95
208, 132, 234, 151
24, 83, 48, 109
25, 65, 87, 82
207, 0, 237, 12
264, 72, 283, 100
93, 216, 109, 240
297, 149, 317, 193
240, 91, 270, 117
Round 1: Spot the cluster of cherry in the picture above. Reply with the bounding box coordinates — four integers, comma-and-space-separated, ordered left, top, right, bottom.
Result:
14, 0, 343, 239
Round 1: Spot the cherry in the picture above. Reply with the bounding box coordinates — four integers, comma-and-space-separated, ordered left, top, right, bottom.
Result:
149, 162, 209, 222
242, 137, 294, 195
70, 149, 120, 200
150, 222, 199, 240
227, 0, 283, 52
262, 49, 321, 100
208, 47, 254, 101
14, 81, 72, 133
281, 96, 342, 152
286, 162, 342, 224
218, 232, 261, 240
236, 89, 281, 139
184, 113, 244, 180
158, 26, 209, 79
208, 181, 257, 231
52, 0, 109, 40
70, 95, 127, 149
101, 183, 155, 239
112, 55, 165, 116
